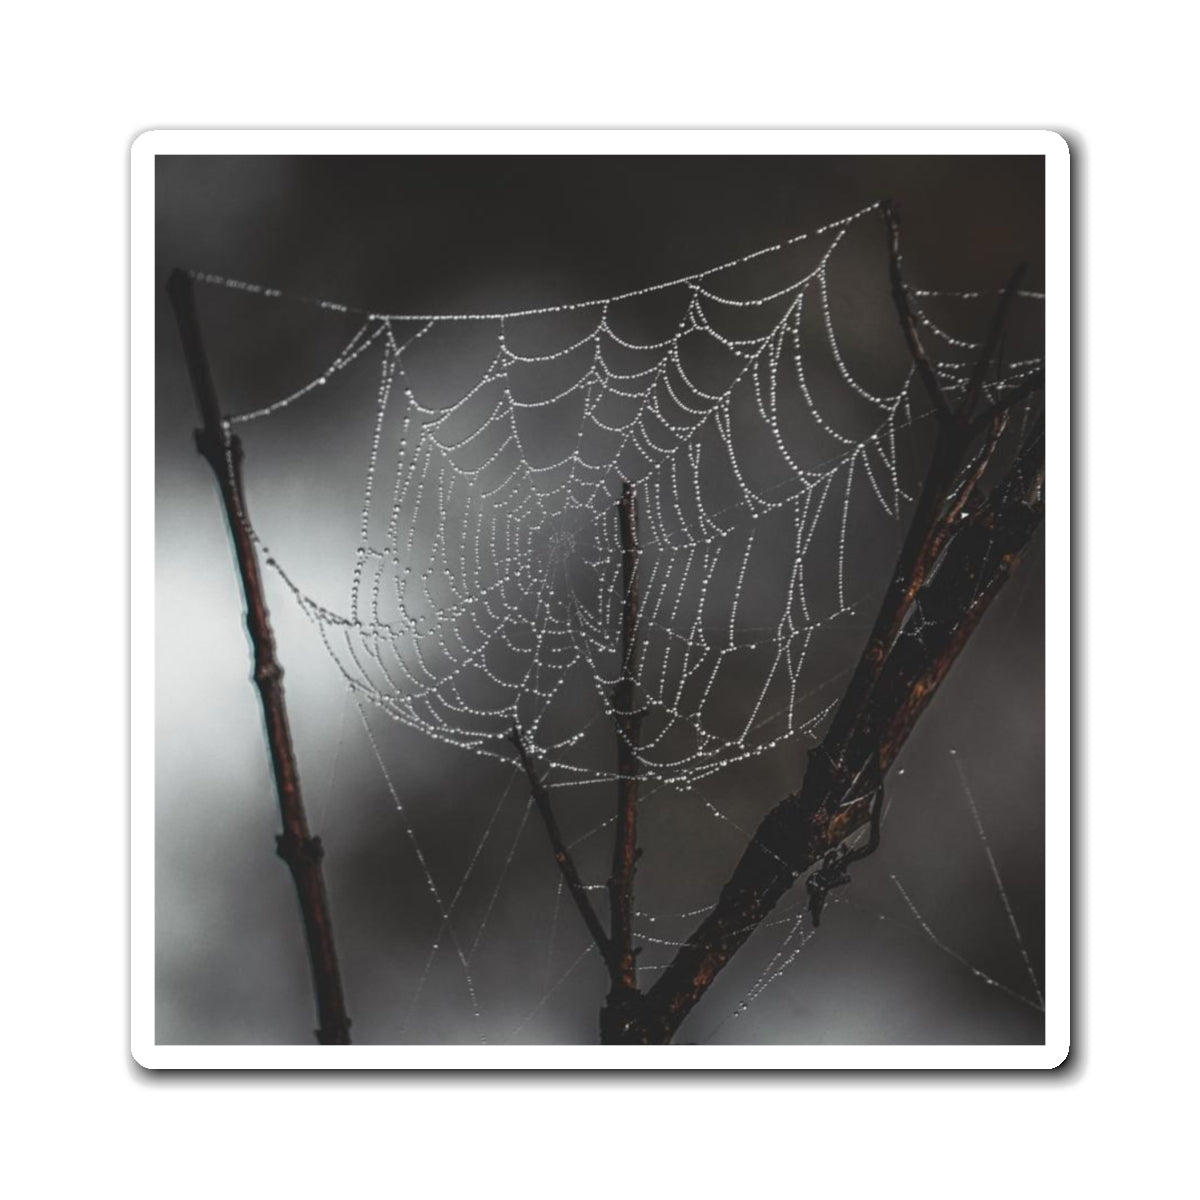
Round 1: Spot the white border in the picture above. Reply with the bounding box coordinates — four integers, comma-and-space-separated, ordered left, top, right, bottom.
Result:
131, 128, 1070, 1070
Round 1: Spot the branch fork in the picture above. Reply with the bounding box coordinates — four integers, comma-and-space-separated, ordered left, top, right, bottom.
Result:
512, 204, 1045, 1044
510, 482, 650, 1040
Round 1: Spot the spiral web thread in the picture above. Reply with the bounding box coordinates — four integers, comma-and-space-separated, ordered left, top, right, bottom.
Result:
193, 202, 1045, 1038
200, 201, 1041, 794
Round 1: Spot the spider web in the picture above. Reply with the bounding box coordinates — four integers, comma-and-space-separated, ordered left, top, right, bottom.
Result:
189, 201, 1045, 1042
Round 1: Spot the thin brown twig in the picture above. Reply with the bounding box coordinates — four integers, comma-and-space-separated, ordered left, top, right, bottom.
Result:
167, 268, 352, 1045
813, 204, 981, 740
968, 371, 1044, 437
508, 728, 614, 969
612, 207, 1045, 1042
882, 199, 951, 424
633, 420, 1044, 1042
960, 263, 1028, 427
608, 482, 642, 996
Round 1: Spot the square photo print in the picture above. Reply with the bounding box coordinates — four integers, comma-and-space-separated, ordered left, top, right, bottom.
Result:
133, 130, 1069, 1067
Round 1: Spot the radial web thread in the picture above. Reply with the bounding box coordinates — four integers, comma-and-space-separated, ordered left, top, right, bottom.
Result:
199, 202, 1043, 793
190, 202, 1045, 1039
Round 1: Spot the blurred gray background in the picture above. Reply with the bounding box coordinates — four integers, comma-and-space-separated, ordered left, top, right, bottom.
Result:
155, 154, 1045, 1045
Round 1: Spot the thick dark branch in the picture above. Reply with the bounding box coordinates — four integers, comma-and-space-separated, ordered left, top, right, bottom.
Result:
883, 200, 951, 424
873, 422, 1044, 765
823, 205, 1009, 763
817, 223, 1038, 774
508, 729, 614, 969
820, 410, 963, 768
608, 482, 643, 998
629, 417, 1045, 1043
167, 268, 352, 1045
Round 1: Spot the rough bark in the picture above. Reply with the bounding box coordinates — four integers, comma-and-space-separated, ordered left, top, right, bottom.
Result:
628, 420, 1045, 1043
584, 206, 1045, 1044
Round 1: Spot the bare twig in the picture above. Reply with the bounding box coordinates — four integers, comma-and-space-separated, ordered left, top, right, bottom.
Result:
522, 484, 646, 1039
821, 204, 998, 757
508, 729, 614, 968
883, 200, 951, 424
167, 268, 352, 1045
604, 211, 1046, 1042
960, 263, 1028, 427
968, 370, 1044, 438
630, 421, 1044, 1042
823, 215, 1040, 772
608, 482, 642, 995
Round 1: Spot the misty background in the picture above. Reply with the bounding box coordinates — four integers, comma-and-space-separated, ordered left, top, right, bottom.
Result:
154, 155, 1045, 1046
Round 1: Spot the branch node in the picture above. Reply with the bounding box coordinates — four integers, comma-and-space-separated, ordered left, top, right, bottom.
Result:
276, 833, 325, 865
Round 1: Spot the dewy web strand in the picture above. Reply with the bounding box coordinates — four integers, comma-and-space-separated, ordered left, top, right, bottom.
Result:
206, 202, 1045, 796
190, 201, 886, 323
